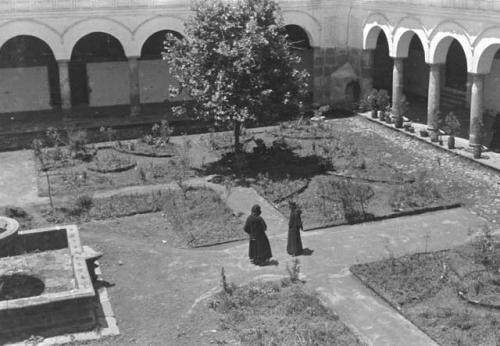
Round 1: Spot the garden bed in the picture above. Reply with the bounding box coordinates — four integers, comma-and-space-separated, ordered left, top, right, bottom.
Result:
179, 273, 365, 345
36, 147, 196, 197
114, 141, 178, 157
36, 187, 244, 248
350, 232, 500, 346
200, 125, 456, 229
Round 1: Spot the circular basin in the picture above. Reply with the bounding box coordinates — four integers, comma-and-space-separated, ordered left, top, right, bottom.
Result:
0, 216, 19, 256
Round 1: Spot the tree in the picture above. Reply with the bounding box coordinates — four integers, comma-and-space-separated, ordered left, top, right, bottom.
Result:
163, 0, 309, 152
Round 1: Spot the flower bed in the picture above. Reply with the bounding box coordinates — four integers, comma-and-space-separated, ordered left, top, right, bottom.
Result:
350, 233, 500, 346
38, 187, 243, 248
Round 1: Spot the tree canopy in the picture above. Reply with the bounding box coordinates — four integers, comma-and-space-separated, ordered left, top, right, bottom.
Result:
163, 0, 310, 150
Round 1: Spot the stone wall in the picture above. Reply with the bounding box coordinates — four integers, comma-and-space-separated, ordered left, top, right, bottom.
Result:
313, 47, 363, 106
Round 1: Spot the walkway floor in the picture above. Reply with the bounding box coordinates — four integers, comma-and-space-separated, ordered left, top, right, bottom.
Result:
359, 112, 500, 173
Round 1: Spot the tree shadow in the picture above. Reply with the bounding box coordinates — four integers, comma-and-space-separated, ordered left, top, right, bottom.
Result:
199, 139, 332, 185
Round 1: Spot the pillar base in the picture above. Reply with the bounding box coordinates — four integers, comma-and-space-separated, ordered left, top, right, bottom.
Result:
130, 105, 141, 118
428, 127, 439, 142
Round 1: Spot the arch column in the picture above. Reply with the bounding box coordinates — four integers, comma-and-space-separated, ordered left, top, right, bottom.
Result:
361, 49, 374, 97
57, 60, 71, 116
128, 56, 141, 117
469, 73, 485, 147
427, 63, 442, 141
392, 57, 404, 127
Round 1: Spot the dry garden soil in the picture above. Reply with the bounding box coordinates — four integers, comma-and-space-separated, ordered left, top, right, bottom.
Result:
351, 231, 500, 346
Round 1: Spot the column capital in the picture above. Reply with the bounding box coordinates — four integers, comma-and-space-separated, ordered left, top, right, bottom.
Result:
391, 56, 405, 61
57, 59, 70, 64
427, 62, 443, 68
127, 56, 140, 61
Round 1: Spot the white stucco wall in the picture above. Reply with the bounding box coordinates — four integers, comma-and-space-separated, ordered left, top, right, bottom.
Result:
0, 66, 51, 112
87, 61, 129, 106
139, 59, 187, 103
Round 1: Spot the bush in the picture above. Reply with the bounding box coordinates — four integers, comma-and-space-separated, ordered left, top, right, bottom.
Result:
72, 195, 93, 214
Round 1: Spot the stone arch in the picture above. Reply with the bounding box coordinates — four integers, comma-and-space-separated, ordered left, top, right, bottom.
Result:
428, 21, 473, 71
472, 27, 500, 74
363, 13, 392, 50
282, 10, 321, 47
63, 18, 133, 58
132, 16, 186, 57
392, 17, 429, 60
0, 20, 64, 60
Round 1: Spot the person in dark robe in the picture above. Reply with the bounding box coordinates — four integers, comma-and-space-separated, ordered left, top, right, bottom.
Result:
489, 112, 500, 152
243, 204, 272, 265
287, 201, 304, 256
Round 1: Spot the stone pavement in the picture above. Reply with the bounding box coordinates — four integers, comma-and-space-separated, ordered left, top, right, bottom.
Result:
359, 112, 500, 173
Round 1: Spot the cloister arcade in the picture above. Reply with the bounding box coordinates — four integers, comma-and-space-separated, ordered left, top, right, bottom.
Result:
0, 15, 314, 118
363, 14, 500, 147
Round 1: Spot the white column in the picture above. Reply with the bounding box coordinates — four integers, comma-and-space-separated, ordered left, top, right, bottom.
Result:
427, 63, 441, 141
469, 73, 485, 147
128, 56, 141, 117
392, 57, 404, 127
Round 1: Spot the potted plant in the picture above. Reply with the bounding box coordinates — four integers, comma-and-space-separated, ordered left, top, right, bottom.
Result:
376, 89, 390, 120
366, 89, 378, 118
442, 112, 461, 149
419, 129, 429, 137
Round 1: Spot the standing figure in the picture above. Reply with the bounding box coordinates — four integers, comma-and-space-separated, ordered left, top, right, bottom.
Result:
287, 201, 303, 256
244, 204, 273, 265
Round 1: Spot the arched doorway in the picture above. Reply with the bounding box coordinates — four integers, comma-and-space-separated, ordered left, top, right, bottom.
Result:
442, 39, 469, 138
0, 35, 59, 113
70, 32, 127, 107
285, 24, 313, 100
403, 35, 429, 123
373, 32, 392, 93
140, 30, 184, 104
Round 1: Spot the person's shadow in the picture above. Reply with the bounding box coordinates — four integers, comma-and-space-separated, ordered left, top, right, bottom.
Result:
258, 259, 279, 267
302, 248, 314, 256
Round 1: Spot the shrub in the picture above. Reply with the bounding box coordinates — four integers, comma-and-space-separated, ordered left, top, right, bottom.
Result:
72, 195, 93, 215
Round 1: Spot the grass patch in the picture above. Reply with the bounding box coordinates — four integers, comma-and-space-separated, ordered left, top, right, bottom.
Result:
350, 230, 500, 345
205, 269, 364, 345
37, 187, 244, 247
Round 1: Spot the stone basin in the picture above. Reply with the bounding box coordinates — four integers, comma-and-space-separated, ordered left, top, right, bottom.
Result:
0, 216, 19, 257
0, 225, 98, 344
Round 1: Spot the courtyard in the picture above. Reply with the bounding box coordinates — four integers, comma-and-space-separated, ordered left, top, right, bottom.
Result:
1, 114, 500, 345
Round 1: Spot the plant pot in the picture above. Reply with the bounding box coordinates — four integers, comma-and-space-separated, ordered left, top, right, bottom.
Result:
371, 109, 377, 118
419, 130, 429, 137
438, 139, 443, 146
447, 136, 455, 149
394, 117, 403, 128
473, 145, 482, 159
378, 110, 384, 120
430, 131, 439, 143
408, 127, 415, 133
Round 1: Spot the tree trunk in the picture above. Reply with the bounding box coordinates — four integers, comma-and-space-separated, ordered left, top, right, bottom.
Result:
234, 120, 241, 152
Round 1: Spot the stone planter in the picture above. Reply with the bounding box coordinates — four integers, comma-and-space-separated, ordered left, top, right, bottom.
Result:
0, 217, 19, 257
